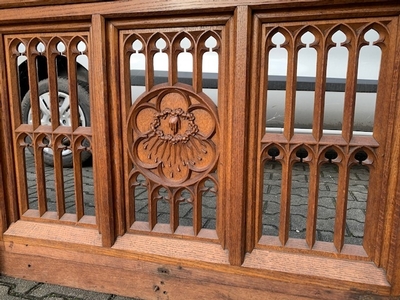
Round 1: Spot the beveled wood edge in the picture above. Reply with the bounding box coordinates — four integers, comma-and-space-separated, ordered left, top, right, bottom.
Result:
0, 0, 399, 26
1, 220, 391, 296
1, 246, 386, 300
0, 0, 106, 9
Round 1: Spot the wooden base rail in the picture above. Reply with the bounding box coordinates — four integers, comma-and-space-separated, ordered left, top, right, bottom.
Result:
0, 221, 392, 299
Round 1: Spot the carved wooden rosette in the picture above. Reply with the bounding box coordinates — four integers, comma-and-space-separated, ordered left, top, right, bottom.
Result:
127, 83, 219, 188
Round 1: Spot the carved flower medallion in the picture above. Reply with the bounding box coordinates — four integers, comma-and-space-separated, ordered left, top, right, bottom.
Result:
127, 84, 219, 186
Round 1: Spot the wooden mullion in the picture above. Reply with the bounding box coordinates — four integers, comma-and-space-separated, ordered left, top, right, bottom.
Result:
47, 42, 59, 131
73, 148, 84, 220
283, 38, 297, 141
169, 39, 177, 86
148, 187, 157, 230
15, 145, 29, 216
145, 40, 154, 91
47, 42, 66, 218
120, 33, 135, 227
27, 43, 40, 129
333, 163, 349, 252
305, 160, 319, 248
193, 187, 202, 236
247, 13, 262, 251
107, 22, 125, 236
67, 39, 80, 131
312, 39, 327, 141
216, 25, 228, 249
279, 160, 291, 245
341, 39, 359, 143
90, 14, 115, 246
53, 146, 65, 218
35, 145, 47, 216
28, 42, 47, 216
226, 5, 251, 266
171, 193, 179, 233
192, 40, 202, 94
1, 35, 19, 223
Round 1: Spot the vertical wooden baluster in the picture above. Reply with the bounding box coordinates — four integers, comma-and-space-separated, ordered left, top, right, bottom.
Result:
73, 146, 84, 220
193, 34, 203, 94
66, 38, 84, 221
27, 39, 47, 216
169, 36, 178, 86
193, 183, 202, 236
68, 38, 80, 132
342, 30, 359, 143
145, 35, 156, 91
27, 39, 41, 129
306, 159, 319, 248
148, 186, 158, 230
279, 159, 292, 245
334, 161, 349, 252
48, 39, 65, 218
312, 31, 327, 142
121, 34, 135, 227
283, 34, 297, 141
171, 192, 179, 233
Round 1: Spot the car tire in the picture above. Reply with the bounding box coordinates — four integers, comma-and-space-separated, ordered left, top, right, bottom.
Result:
21, 77, 91, 167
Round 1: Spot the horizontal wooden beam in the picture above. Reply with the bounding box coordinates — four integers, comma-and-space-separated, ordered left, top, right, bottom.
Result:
1, 221, 392, 298
0, 0, 399, 25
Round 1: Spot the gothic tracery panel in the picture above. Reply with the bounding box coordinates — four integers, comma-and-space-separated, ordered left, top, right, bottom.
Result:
120, 28, 222, 237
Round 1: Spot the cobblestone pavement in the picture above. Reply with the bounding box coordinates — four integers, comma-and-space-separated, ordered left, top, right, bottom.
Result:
262, 161, 368, 245
0, 275, 140, 300
22, 151, 368, 244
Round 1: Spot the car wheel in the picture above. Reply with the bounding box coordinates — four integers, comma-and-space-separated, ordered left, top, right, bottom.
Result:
21, 77, 91, 167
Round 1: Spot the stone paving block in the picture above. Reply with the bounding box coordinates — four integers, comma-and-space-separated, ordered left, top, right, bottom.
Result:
202, 218, 216, 229
202, 206, 216, 218
135, 199, 148, 212
134, 188, 147, 198
179, 217, 193, 226
290, 194, 308, 205
157, 212, 170, 224
348, 189, 368, 203
0, 276, 39, 294
346, 219, 365, 238
290, 214, 306, 232
316, 217, 335, 231
263, 201, 280, 214
202, 196, 216, 208
263, 184, 281, 195
135, 212, 148, 222
29, 282, 111, 300
316, 206, 336, 219
316, 230, 334, 242
322, 182, 338, 192
262, 224, 279, 236
347, 208, 366, 223
317, 197, 336, 208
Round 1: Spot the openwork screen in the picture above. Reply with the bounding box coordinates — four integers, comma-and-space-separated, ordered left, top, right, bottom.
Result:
256, 18, 393, 257
119, 28, 222, 239
5, 32, 95, 226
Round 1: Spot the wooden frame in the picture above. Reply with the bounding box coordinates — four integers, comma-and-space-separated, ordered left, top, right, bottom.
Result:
0, 1, 400, 298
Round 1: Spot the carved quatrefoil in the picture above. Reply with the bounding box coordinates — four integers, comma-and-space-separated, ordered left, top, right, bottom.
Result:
127, 84, 219, 186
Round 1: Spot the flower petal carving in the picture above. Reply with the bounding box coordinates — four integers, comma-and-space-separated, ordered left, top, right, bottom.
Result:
127, 84, 218, 187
